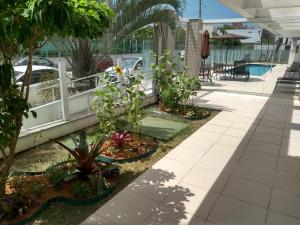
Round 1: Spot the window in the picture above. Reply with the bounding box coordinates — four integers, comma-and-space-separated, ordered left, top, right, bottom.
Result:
31, 70, 58, 85
135, 60, 143, 70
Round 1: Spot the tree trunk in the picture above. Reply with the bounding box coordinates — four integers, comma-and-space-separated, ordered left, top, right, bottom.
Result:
0, 43, 34, 197
0, 167, 9, 196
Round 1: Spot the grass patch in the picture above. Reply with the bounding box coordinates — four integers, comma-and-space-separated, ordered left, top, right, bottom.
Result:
10, 105, 219, 225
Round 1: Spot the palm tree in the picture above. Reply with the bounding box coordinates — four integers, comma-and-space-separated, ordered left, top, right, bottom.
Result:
56, 0, 184, 78
104, 0, 184, 52
109, 0, 183, 37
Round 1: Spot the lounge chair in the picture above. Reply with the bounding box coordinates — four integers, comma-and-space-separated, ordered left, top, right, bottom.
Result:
286, 63, 300, 78
232, 60, 250, 82
276, 77, 300, 87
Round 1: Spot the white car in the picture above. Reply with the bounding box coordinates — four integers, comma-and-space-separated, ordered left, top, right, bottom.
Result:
15, 65, 60, 106
105, 57, 143, 83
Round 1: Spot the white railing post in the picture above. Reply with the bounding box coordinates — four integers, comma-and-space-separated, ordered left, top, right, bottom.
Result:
58, 60, 70, 121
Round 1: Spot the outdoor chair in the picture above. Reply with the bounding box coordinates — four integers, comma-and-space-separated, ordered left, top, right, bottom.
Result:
286, 62, 300, 78
199, 63, 213, 84
213, 63, 224, 80
276, 77, 300, 87
232, 60, 250, 82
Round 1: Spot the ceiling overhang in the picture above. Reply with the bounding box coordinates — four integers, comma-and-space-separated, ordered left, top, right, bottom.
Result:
220, 0, 300, 38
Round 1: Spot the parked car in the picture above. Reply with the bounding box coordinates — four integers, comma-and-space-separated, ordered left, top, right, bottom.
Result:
104, 57, 143, 83
95, 54, 113, 72
14, 57, 57, 68
14, 65, 61, 106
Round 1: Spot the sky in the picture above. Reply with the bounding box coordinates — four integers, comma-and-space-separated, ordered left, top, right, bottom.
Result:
183, 0, 243, 19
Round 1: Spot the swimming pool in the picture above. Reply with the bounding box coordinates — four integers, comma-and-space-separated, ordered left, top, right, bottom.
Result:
244, 64, 273, 76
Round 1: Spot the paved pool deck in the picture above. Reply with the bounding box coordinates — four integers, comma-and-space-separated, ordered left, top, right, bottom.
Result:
82, 64, 300, 225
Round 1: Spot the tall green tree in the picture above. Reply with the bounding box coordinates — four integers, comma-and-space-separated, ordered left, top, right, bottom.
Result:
0, 0, 113, 196
103, 0, 184, 52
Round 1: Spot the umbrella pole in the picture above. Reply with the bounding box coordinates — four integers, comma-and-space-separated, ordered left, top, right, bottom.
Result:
226, 41, 229, 65
203, 59, 205, 80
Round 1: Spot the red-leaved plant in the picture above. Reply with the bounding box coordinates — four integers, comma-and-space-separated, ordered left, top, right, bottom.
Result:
54, 131, 106, 176
111, 131, 132, 148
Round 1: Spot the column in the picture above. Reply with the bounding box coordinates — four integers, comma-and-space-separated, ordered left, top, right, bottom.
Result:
288, 39, 298, 65
185, 19, 203, 76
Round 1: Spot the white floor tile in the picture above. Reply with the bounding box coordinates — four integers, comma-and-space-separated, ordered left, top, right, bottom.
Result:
270, 188, 300, 219
162, 183, 219, 220
277, 157, 300, 174
96, 190, 158, 225
222, 177, 271, 208
217, 135, 248, 148
239, 151, 277, 169
81, 215, 117, 225
232, 164, 275, 186
197, 153, 236, 173
246, 140, 280, 155
179, 138, 215, 152
182, 165, 230, 193
208, 196, 267, 225
166, 147, 206, 165
266, 211, 300, 225
273, 171, 300, 194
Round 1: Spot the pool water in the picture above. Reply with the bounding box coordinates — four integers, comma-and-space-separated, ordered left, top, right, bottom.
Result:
245, 64, 273, 76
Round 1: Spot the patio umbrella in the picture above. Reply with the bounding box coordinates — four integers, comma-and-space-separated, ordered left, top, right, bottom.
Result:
201, 30, 210, 62
210, 33, 249, 64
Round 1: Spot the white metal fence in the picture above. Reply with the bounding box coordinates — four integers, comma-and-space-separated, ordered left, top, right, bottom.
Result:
22, 66, 154, 131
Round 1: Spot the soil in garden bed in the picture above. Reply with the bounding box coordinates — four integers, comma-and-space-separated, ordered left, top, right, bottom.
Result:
3, 175, 72, 225
160, 104, 213, 120
100, 134, 157, 161
2, 163, 119, 225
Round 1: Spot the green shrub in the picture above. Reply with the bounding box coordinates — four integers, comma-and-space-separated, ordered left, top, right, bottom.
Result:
152, 50, 176, 95
28, 181, 46, 196
160, 84, 180, 109
47, 165, 69, 188
93, 77, 121, 135
153, 51, 201, 110
71, 181, 93, 199
123, 74, 145, 135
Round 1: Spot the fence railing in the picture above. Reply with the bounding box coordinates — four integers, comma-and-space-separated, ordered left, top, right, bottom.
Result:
22, 68, 154, 131
204, 49, 290, 65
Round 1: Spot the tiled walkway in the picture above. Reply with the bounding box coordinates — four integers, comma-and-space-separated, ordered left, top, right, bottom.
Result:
82, 65, 300, 225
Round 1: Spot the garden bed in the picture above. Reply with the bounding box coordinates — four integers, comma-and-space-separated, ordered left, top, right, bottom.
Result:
7, 105, 219, 225
155, 104, 213, 121
98, 134, 158, 163
2, 162, 119, 225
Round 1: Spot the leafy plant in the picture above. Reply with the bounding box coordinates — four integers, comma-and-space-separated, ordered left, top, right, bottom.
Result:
160, 84, 181, 109
54, 131, 106, 176
153, 51, 201, 110
0, 176, 46, 219
0, 193, 31, 219
111, 131, 132, 148
176, 69, 201, 106
123, 74, 146, 135
107, 146, 117, 155
152, 50, 177, 95
46, 164, 77, 188
87, 173, 106, 196
28, 182, 46, 196
93, 77, 122, 135
71, 181, 93, 199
